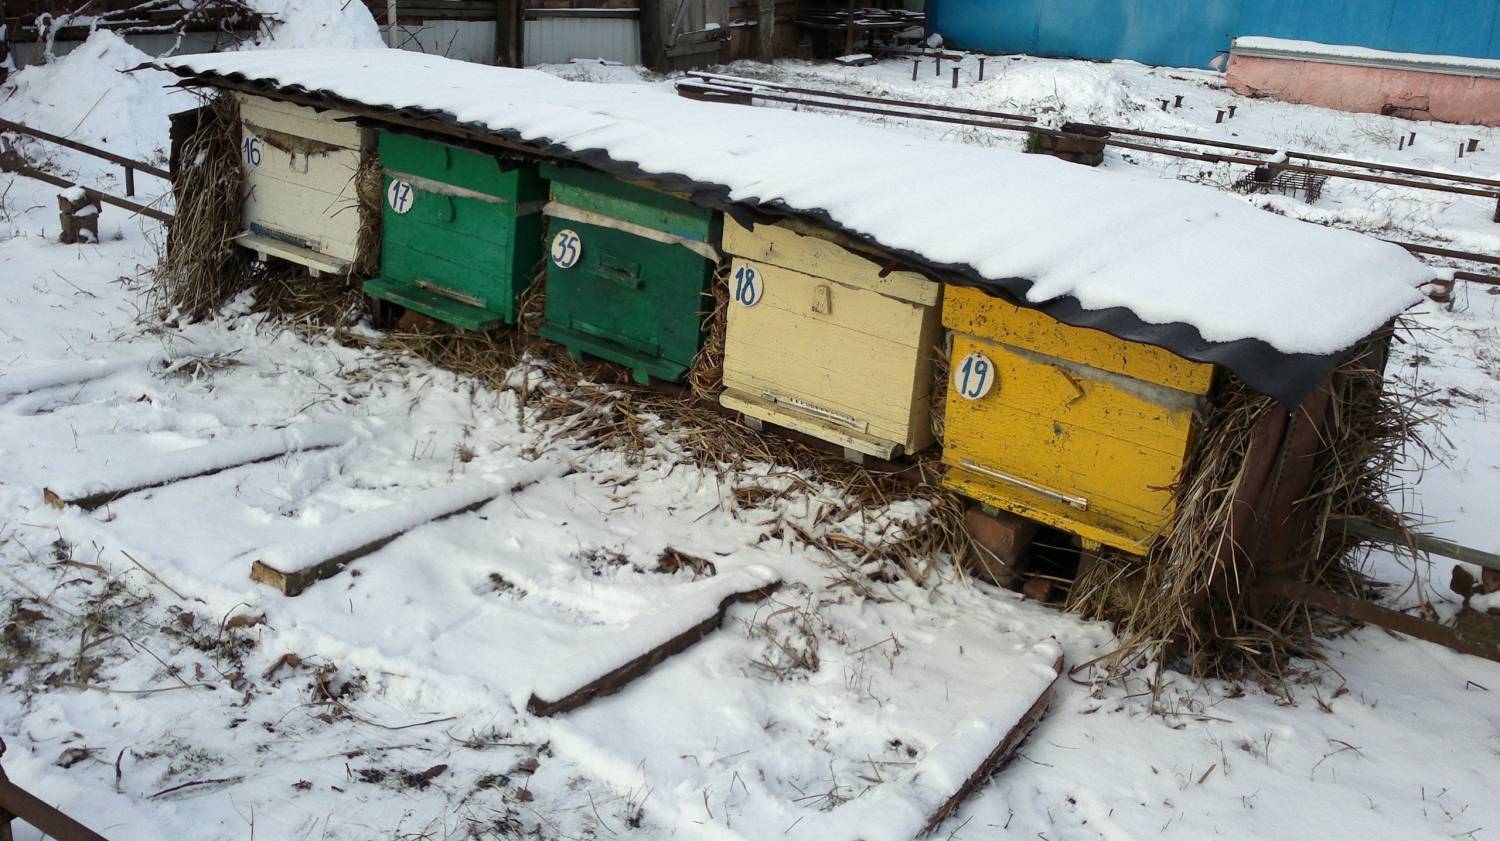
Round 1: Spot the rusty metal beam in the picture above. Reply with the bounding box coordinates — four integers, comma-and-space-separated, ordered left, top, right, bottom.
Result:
1332, 517, 1500, 573
1256, 577, 1500, 665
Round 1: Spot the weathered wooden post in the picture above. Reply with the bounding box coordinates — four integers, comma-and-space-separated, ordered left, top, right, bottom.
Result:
756, 0, 775, 63
57, 186, 101, 244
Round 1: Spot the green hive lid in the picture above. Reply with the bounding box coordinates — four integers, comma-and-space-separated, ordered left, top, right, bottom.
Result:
381, 130, 544, 202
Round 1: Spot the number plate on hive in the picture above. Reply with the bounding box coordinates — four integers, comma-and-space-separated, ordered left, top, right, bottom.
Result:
551, 229, 582, 269
955, 350, 996, 400
387, 180, 415, 215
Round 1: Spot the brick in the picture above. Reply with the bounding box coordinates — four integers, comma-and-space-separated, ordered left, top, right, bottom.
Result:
961, 505, 1039, 586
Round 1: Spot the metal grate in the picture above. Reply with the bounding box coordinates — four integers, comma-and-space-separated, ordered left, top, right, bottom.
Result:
1235, 165, 1328, 203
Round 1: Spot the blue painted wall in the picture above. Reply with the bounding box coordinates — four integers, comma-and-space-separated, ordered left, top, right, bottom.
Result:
928, 0, 1500, 69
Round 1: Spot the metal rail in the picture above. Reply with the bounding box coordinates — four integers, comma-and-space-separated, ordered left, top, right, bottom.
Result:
1, 741, 112, 841
677, 79, 1500, 283
0, 116, 168, 197
685, 70, 1037, 123
1256, 577, 1500, 665
1333, 517, 1500, 574
678, 77, 1500, 199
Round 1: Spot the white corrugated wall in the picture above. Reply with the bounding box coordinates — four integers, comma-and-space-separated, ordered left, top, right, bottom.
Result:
524, 18, 641, 65
392, 17, 639, 66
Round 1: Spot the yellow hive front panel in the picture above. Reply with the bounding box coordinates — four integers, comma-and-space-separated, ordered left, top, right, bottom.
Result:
722, 257, 941, 457
939, 287, 1214, 554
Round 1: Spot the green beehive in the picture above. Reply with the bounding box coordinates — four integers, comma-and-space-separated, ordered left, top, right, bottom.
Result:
538, 163, 721, 384
364, 131, 547, 330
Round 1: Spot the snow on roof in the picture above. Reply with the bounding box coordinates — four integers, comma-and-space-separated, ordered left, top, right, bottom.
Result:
1233, 36, 1500, 78
156, 49, 1433, 400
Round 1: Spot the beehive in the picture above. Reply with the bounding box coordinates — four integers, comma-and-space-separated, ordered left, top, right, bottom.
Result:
537, 163, 720, 384
234, 93, 370, 275
940, 286, 1216, 555
363, 131, 547, 330
719, 218, 942, 460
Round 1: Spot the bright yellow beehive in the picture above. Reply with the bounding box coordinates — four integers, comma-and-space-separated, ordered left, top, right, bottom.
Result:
235, 93, 370, 275
720, 218, 943, 460
940, 285, 1216, 554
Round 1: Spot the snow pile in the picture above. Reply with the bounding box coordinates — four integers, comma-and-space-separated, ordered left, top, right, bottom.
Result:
157, 48, 1432, 359
237, 0, 385, 51
973, 59, 1149, 122
0, 31, 179, 166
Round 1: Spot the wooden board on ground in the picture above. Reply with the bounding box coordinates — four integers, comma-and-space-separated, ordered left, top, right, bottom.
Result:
527, 573, 782, 717
919, 655, 1065, 836
43, 425, 349, 511
249, 479, 505, 596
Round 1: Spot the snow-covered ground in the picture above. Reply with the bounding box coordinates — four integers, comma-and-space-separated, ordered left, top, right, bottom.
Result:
2, 32, 1499, 841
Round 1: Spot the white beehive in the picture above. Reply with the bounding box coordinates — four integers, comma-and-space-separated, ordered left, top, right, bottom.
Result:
235, 92, 371, 275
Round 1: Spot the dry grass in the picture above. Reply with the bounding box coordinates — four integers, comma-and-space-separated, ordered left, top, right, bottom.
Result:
154, 93, 248, 319
352, 148, 384, 278
686, 260, 732, 400
1068, 328, 1425, 681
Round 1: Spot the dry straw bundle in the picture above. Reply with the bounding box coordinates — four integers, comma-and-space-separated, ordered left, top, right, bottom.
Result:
156, 93, 248, 318
1068, 330, 1422, 680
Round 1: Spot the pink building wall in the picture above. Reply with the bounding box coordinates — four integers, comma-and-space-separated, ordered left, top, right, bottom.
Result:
1227, 54, 1500, 126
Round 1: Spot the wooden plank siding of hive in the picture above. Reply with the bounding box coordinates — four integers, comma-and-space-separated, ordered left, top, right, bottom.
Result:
538, 163, 719, 384
235, 93, 369, 275
364, 130, 547, 330
720, 217, 941, 460
940, 285, 1215, 555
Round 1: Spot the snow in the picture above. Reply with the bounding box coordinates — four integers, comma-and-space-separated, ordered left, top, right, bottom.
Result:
4, 41, 1500, 841
155, 48, 1435, 358
0, 354, 158, 398
529, 564, 780, 703
1234, 36, 1500, 75
235, 0, 385, 51
42, 423, 352, 503
0, 31, 179, 175
253, 477, 502, 572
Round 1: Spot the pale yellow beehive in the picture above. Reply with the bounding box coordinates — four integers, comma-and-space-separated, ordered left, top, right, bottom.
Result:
235, 93, 370, 275
940, 285, 1216, 555
719, 218, 943, 460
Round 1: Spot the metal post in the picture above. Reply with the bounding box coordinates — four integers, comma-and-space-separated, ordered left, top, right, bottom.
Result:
934, 54, 940, 76
386, 0, 399, 47
1216, 110, 1224, 123
978, 57, 986, 80
1228, 105, 1237, 118
912, 59, 918, 81
951, 67, 958, 89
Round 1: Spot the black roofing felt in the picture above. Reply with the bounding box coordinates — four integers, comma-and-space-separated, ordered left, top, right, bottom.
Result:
155, 62, 1347, 409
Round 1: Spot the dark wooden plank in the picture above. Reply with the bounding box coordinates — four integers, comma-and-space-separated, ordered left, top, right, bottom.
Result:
527, 579, 782, 716
920, 655, 1064, 836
